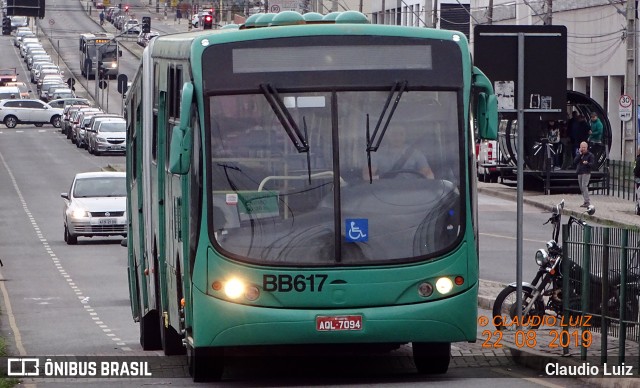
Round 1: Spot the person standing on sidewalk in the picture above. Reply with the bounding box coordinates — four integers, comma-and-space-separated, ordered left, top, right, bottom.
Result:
588, 111, 603, 155
574, 141, 595, 207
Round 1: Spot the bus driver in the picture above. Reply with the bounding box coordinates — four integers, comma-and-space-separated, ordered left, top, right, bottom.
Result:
364, 124, 435, 180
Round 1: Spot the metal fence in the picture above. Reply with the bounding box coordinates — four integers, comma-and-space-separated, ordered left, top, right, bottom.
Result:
592, 159, 636, 200
563, 224, 640, 365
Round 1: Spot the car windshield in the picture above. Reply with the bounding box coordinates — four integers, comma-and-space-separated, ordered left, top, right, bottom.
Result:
73, 177, 126, 198
99, 121, 125, 132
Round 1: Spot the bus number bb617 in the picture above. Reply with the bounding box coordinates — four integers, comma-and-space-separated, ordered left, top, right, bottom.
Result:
263, 274, 328, 292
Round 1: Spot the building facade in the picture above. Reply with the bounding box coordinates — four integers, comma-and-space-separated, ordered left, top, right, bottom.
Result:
371, 0, 637, 162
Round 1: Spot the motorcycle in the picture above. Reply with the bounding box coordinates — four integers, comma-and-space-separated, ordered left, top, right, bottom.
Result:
492, 200, 596, 330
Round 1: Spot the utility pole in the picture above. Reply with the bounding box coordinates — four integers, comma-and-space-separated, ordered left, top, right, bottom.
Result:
381, 0, 385, 24
625, 0, 638, 162
432, 0, 438, 28
424, 0, 433, 27
487, 0, 493, 25
359, 0, 362, 13
331, 0, 337, 12
544, 0, 552, 25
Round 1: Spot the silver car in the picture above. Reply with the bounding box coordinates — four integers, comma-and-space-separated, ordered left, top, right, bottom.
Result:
61, 172, 127, 244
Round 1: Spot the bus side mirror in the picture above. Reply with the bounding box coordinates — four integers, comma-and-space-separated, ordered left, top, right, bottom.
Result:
473, 66, 498, 141
169, 82, 194, 175
119, 50, 123, 57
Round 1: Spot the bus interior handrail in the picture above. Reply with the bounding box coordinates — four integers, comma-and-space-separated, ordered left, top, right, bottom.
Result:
258, 171, 345, 191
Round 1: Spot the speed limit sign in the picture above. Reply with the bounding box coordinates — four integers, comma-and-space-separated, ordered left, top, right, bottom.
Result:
619, 94, 633, 121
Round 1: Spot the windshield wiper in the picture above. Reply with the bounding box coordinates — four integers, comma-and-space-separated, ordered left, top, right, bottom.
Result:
365, 81, 408, 183
260, 84, 309, 153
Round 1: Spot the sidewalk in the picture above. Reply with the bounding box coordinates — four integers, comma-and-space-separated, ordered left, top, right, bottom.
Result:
477, 182, 639, 387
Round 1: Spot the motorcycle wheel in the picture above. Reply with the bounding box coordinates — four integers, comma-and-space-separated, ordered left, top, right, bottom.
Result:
492, 285, 545, 331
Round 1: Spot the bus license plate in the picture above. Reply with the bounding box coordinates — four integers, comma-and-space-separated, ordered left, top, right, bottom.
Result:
99, 218, 116, 225
316, 315, 362, 331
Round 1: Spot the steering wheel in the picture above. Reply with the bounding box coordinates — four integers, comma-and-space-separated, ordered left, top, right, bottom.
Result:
380, 169, 426, 179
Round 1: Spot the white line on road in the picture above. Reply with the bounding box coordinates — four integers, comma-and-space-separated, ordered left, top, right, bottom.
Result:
0, 149, 130, 354
480, 232, 546, 244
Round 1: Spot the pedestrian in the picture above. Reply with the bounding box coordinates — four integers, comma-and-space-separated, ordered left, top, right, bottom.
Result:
547, 120, 561, 169
570, 114, 590, 157
573, 141, 595, 207
99, 10, 105, 26
588, 111, 603, 155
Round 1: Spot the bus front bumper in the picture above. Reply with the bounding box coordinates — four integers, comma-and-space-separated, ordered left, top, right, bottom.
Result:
191, 283, 478, 348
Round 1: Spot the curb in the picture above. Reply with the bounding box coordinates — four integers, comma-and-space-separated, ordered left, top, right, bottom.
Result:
476, 185, 638, 230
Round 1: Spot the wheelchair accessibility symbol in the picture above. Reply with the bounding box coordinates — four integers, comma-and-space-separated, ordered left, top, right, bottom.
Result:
345, 219, 368, 242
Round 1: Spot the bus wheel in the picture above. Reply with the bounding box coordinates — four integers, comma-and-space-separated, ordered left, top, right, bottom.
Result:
188, 345, 224, 382
140, 310, 161, 350
412, 342, 450, 374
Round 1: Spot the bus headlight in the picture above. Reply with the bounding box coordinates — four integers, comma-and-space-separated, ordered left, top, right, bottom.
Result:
435, 277, 454, 294
110, 63, 117, 69
223, 278, 245, 299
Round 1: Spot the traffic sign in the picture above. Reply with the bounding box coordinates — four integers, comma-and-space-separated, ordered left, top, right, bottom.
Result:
619, 94, 633, 122
117, 74, 128, 95
48, 18, 54, 26
99, 80, 108, 90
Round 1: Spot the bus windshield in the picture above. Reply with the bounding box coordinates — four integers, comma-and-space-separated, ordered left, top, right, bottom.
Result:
209, 90, 461, 265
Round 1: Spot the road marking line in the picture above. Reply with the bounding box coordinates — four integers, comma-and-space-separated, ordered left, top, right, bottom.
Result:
493, 367, 565, 388
480, 232, 546, 243
0, 149, 126, 353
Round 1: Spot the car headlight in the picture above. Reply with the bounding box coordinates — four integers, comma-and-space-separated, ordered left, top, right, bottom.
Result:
535, 249, 549, 266
110, 63, 117, 69
71, 208, 89, 218
97, 137, 106, 143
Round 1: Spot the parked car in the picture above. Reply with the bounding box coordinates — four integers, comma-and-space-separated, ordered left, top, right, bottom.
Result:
40, 83, 69, 102
49, 88, 75, 101
123, 19, 140, 35
0, 86, 22, 99
137, 30, 159, 47
69, 107, 102, 142
48, 97, 90, 110
191, 11, 211, 28
14, 29, 35, 47
10, 16, 28, 30
61, 171, 127, 245
87, 117, 126, 155
0, 98, 62, 128
4, 82, 30, 99
60, 102, 93, 134
74, 110, 104, 148
31, 63, 59, 83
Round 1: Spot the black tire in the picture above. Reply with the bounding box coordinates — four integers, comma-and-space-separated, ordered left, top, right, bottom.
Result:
65, 225, 77, 245
412, 342, 450, 374
51, 115, 61, 128
492, 285, 545, 330
636, 204, 640, 216
188, 345, 224, 382
4, 115, 17, 128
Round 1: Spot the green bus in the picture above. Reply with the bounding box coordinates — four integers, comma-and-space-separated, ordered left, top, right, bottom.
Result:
124, 10, 497, 381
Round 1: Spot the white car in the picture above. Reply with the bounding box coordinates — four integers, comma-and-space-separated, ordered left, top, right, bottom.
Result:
0, 98, 62, 128
61, 172, 127, 244
191, 11, 211, 28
